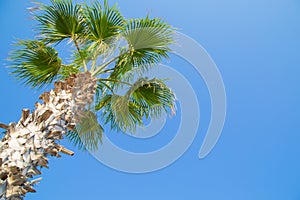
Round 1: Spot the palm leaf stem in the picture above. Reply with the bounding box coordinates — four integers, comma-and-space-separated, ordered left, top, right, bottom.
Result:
90, 58, 97, 72
99, 68, 115, 74
73, 36, 87, 71
92, 51, 128, 76
98, 81, 115, 94
98, 78, 132, 86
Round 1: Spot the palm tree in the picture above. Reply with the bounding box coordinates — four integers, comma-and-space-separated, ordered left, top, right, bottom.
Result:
0, 0, 175, 199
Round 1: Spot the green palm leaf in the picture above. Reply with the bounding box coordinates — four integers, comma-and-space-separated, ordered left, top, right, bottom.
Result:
84, 0, 124, 44
66, 110, 103, 152
124, 17, 173, 51
131, 78, 176, 118
79, 0, 124, 66
9, 40, 62, 88
97, 94, 143, 132
35, 0, 85, 44
96, 78, 175, 133
109, 17, 174, 80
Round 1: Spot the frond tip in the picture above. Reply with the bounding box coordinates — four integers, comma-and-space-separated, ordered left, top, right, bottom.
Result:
9, 40, 62, 88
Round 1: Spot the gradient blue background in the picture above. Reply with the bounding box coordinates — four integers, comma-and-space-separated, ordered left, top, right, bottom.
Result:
1, 0, 300, 199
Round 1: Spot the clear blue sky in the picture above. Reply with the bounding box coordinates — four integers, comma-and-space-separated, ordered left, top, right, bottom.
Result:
1, 0, 300, 199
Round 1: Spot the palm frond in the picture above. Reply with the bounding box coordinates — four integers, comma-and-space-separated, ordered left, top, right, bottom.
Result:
77, 0, 124, 66
95, 77, 176, 133
84, 0, 124, 45
123, 17, 173, 51
130, 78, 176, 118
9, 40, 62, 88
97, 94, 143, 133
35, 0, 85, 44
66, 110, 103, 152
109, 17, 174, 81
109, 48, 168, 81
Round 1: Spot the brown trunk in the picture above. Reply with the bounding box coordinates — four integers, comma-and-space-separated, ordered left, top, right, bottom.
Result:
0, 72, 97, 200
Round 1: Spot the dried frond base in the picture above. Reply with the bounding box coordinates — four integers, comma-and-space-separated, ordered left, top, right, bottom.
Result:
0, 72, 97, 199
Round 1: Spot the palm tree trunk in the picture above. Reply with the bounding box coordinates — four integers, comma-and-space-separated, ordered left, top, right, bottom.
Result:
0, 72, 97, 200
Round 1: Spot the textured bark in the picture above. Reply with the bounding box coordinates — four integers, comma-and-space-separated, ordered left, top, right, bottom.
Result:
0, 72, 97, 200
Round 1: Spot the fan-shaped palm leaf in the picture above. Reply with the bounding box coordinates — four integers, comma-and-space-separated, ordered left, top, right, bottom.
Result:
124, 17, 173, 51
130, 78, 176, 118
35, 0, 85, 44
96, 78, 175, 133
66, 110, 103, 152
109, 17, 174, 80
79, 0, 124, 70
9, 40, 62, 88
84, 0, 124, 44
